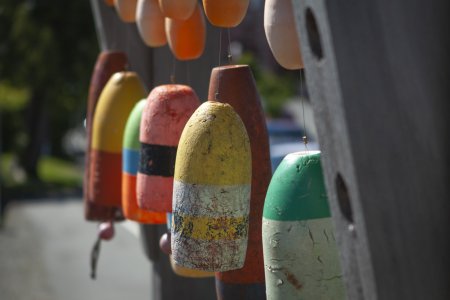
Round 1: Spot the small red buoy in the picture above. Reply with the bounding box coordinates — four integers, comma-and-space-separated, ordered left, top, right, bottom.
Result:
84, 51, 128, 222
136, 84, 199, 212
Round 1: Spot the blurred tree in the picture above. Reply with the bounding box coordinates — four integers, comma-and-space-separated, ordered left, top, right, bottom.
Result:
237, 51, 297, 118
0, 1, 98, 178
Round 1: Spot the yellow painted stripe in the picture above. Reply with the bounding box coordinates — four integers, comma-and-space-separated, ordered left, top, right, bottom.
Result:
173, 211, 248, 241
174, 101, 251, 185
92, 72, 146, 152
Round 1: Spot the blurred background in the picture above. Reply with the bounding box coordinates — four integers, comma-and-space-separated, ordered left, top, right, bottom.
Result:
0, 1, 316, 299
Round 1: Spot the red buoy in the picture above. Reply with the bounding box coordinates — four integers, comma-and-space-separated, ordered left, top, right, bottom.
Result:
84, 51, 128, 222
209, 65, 271, 299
136, 84, 199, 212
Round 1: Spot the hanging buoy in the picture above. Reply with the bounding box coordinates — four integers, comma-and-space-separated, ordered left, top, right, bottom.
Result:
264, 0, 303, 70
89, 72, 146, 209
202, 0, 250, 28
104, 0, 115, 6
122, 99, 167, 224
165, 3, 206, 61
160, 213, 214, 277
136, 0, 167, 47
263, 151, 346, 299
209, 65, 270, 299
84, 51, 128, 222
114, 0, 138, 23
136, 84, 199, 212
158, 0, 197, 20
171, 101, 251, 272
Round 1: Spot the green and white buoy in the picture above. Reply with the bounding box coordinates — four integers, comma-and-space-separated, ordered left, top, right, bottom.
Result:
262, 151, 346, 300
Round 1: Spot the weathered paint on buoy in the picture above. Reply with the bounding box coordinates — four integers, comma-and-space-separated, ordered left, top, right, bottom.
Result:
263, 151, 346, 299
136, 84, 199, 212
202, 0, 250, 28
163, 213, 214, 278
122, 99, 167, 224
171, 101, 251, 272
264, 0, 303, 70
136, 0, 167, 47
209, 65, 270, 299
89, 72, 146, 209
165, 3, 206, 61
84, 51, 128, 222
158, 0, 197, 20
114, 0, 138, 23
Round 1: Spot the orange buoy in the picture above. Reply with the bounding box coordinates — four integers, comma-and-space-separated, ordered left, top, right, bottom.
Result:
209, 65, 271, 299
104, 0, 115, 6
89, 72, 146, 209
165, 3, 205, 60
202, 0, 250, 28
136, 85, 199, 212
122, 100, 167, 224
136, 0, 167, 47
114, 0, 138, 23
84, 51, 128, 222
264, 0, 303, 70
158, 0, 197, 20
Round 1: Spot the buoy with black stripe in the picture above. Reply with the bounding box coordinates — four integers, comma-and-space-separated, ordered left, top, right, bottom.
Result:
209, 65, 271, 299
84, 51, 128, 222
160, 213, 214, 277
89, 72, 146, 210
122, 99, 167, 224
136, 84, 199, 212
171, 101, 251, 272
262, 151, 346, 300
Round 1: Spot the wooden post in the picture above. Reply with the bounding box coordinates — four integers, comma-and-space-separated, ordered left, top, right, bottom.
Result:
292, 0, 450, 299
90, 0, 219, 298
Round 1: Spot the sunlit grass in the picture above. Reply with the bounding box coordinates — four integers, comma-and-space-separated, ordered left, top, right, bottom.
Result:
0, 153, 82, 196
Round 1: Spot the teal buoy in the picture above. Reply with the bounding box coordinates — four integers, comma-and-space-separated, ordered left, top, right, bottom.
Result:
262, 151, 346, 300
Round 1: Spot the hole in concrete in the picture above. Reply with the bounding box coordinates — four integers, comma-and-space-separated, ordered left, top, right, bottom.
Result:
335, 173, 354, 224
305, 8, 324, 60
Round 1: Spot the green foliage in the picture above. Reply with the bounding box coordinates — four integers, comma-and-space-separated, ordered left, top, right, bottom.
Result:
237, 52, 297, 117
0, 81, 30, 111
0, 1, 98, 157
1, 153, 82, 191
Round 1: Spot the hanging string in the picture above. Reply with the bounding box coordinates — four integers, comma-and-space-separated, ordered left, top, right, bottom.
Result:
170, 55, 177, 84
227, 28, 232, 65
300, 69, 309, 152
90, 237, 101, 279
215, 28, 223, 101
186, 61, 191, 86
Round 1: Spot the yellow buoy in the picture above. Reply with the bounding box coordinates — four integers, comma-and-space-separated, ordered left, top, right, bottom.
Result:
89, 72, 146, 209
171, 101, 251, 272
